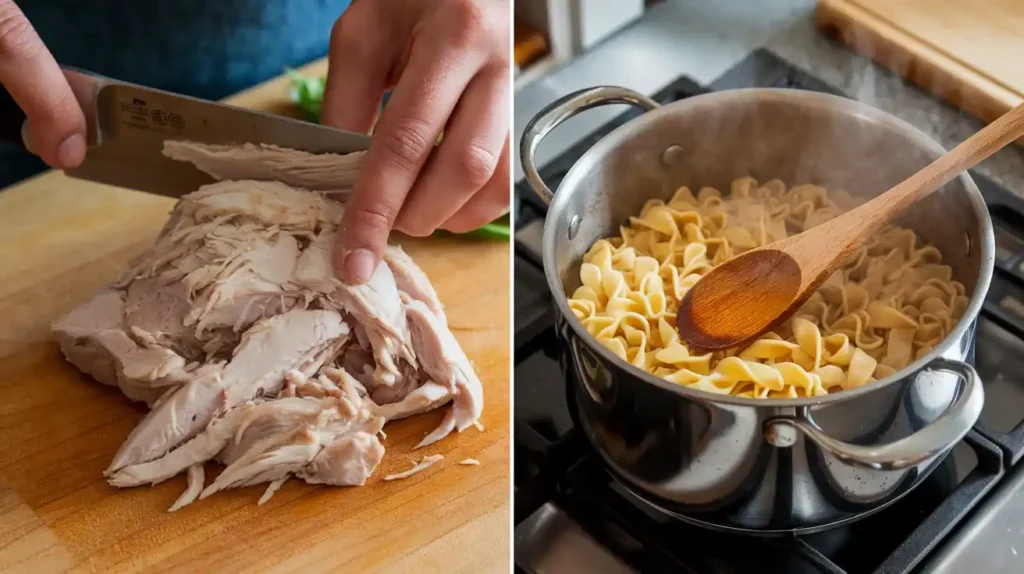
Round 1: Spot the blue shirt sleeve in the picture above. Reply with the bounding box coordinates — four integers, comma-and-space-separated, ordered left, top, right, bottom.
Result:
0, 0, 351, 186
22, 0, 352, 101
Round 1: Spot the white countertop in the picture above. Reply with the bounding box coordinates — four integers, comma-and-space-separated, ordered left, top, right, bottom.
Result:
513, 0, 1024, 197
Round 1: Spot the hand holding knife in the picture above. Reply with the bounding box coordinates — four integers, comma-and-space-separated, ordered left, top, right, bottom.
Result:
0, 66, 370, 197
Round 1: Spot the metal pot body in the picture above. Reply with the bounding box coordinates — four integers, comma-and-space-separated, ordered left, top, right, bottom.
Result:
521, 87, 994, 534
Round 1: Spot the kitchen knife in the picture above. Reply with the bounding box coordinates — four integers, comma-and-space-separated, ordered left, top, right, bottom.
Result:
0, 66, 371, 197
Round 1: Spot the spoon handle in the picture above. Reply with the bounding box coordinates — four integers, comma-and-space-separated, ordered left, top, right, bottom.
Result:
788, 101, 1024, 296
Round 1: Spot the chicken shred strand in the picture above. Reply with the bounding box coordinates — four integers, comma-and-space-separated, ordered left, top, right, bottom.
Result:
383, 455, 445, 481
168, 464, 205, 512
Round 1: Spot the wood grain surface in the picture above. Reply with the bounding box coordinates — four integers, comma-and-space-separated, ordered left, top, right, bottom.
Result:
817, 0, 1024, 128
0, 59, 510, 574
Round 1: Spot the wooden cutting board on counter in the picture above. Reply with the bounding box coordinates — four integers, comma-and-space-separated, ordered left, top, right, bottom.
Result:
817, 0, 1024, 127
0, 59, 510, 573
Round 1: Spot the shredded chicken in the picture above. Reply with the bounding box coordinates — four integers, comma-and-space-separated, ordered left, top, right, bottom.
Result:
383, 247, 447, 324
52, 142, 484, 509
162, 141, 365, 196
168, 464, 205, 512
259, 477, 289, 505
383, 455, 444, 481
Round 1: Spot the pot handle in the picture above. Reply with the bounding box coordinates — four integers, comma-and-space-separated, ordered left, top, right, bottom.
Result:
764, 358, 984, 471
520, 86, 660, 205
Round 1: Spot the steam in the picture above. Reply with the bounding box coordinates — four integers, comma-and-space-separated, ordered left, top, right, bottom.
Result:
770, 10, 1024, 193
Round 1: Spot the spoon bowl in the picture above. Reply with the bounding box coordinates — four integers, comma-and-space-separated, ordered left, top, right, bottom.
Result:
676, 249, 801, 350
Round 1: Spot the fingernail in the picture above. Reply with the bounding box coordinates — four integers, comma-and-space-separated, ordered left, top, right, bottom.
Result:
344, 249, 376, 284
20, 120, 32, 153
56, 133, 86, 168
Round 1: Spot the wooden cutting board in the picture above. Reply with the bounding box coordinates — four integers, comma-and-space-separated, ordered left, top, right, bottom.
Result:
817, 0, 1024, 126
0, 59, 510, 573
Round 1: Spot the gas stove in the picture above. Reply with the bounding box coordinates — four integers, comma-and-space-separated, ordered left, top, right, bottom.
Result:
513, 49, 1024, 573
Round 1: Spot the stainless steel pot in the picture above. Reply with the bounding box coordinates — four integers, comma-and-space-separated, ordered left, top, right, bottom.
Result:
520, 86, 994, 534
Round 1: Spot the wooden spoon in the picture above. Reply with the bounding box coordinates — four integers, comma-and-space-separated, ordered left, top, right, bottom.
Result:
676, 101, 1024, 351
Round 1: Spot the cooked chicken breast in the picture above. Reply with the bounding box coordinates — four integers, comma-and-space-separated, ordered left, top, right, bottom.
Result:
52, 144, 485, 508
53, 289, 191, 405
106, 309, 349, 473
383, 246, 446, 324
405, 300, 484, 447
162, 141, 365, 195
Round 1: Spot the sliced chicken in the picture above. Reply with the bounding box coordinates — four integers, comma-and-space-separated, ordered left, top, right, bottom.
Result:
278, 370, 343, 401
184, 232, 302, 335
106, 310, 349, 473
168, 465, 205, 512
383, 246, 446, 324
109, 403, 252, 487
292, 230, 339, 293
113, 182, 337, 290
115, 218, 232, 288
321, 362, 435, 418
405, 300, 484, 447
338, 345, 376, 389
201, 399, 384, 501
370, 381, 453, 422
114, 394, 384, 506
258, 477, 289, 506
200, 426, 322, 500
163, 141, 365, 194
333, 263, 416, 386
54, 147, 487, 509
297, 431, 384, 486
111, 396, 326, 486
181, 180, 344, 229
221, 310, 349, 405
320, 367, 371, 403
366, 362, 423, 405
217, 395, 328, 465
383, 455, 444, 481
123, 278, 201, 356
295, 230, 416, 385
53, 289, 190, 405
106, 364, 227, 474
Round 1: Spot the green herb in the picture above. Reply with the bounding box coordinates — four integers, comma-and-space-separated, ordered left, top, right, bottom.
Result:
462, 222, 511, 240
286, 69, 325, 122
288, 70, 445, 142
458, 213, 511, 240
286, 70, 503, 240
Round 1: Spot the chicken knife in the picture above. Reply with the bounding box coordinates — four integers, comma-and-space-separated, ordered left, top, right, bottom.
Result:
0, 66, 371, 197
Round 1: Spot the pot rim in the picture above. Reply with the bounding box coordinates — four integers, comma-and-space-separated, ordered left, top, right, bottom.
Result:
541, 87, 995, 408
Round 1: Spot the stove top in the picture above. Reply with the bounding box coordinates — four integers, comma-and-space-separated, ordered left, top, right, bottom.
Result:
513, 49, 1024, 574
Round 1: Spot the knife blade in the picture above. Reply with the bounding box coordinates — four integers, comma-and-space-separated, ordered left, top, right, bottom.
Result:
2, 67, 371, 197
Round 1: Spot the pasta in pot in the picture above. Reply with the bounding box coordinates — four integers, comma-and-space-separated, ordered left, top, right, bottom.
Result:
567, 177, 968, 399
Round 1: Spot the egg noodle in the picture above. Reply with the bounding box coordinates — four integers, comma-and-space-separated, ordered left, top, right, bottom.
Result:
567, 177, 967, 399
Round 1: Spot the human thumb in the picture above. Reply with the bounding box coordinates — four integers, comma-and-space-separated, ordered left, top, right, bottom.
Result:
333, 199, 395, 284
